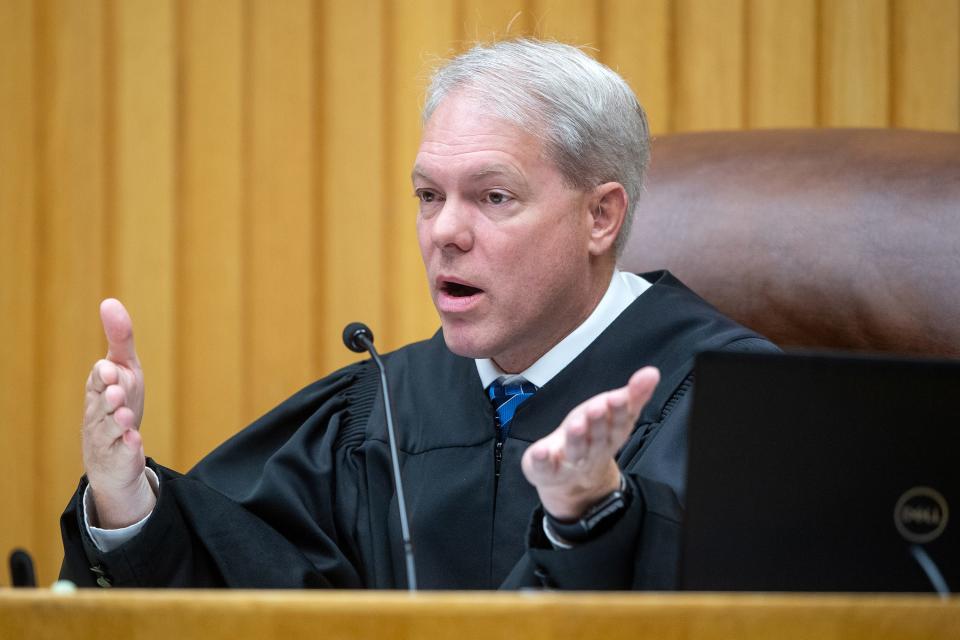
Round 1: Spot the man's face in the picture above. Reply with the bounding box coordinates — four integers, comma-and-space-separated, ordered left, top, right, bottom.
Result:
413, 94, 600, 372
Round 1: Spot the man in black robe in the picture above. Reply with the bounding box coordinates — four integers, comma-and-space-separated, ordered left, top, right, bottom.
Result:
61, 39, 776, 590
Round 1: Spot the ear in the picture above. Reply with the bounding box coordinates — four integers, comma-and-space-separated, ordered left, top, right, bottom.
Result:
587, 182, 628, 257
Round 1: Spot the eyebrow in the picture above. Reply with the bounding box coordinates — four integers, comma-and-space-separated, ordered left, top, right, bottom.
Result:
410, 163, 526, 186
469, 164, 523, 181
410, 167, 432, 184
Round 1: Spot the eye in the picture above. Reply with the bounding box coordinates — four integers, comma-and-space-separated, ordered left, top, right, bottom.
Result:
484, 191, 512, 205
414, 189, 444, 205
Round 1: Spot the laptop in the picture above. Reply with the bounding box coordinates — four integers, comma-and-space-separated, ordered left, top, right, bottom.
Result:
681, 350, 958, 593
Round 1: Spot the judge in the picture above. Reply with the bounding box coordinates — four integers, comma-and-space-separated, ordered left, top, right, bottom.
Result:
61, 39, 775, 589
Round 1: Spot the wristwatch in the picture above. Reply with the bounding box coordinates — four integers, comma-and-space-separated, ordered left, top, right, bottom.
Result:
542, 474, 631, 549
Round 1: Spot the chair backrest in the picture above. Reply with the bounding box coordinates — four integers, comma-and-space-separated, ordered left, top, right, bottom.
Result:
619, 129, 960, 357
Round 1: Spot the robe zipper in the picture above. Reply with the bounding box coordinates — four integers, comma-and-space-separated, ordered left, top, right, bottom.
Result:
494, 429, 505, 487
491, 427, 505, 586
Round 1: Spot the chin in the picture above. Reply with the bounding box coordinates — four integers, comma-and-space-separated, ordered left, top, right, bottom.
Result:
439, 323, 495, 360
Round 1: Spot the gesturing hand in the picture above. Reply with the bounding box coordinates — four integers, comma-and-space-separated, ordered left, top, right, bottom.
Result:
521, 367, 660, 520
81, 299, 155, 528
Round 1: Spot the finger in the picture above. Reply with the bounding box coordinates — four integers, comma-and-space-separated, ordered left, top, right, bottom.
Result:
121, 424, 143, 451
101, 384, 126, 415
114, 406, 137, 432
86, 411, 129, 449
603, 368, 660, 447
84, 364, 119, 426
603, 388, 633, 446
86, 406, 139, 452
573, 393, 620, 462
100, 298, 140, 367
582, 392, 610, 426
563, 409, 590, 463
87, 359, 119, 393
606, 387, 630, 422
626, 366, 660, 414
526, 440, 554, 476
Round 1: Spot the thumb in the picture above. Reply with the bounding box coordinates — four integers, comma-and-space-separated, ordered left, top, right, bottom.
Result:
100, 298, 139, 367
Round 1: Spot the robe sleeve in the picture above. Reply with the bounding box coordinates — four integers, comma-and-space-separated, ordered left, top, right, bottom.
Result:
59, 362, 376, 588
502, 336, 779, 590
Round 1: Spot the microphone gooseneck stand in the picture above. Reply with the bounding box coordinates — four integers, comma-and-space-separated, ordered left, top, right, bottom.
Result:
342, 322, 417, 592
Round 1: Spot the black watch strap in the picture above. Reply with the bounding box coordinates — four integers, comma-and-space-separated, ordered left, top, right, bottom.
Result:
543, 474, 631, 547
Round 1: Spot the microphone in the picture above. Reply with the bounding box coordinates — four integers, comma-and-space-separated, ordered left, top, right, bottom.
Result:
342, 322, 374, 353
9, 548, 37, 587
342, 322, 417, 591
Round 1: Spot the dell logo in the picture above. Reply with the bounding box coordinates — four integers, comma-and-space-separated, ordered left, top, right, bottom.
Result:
894, 487, 949, 544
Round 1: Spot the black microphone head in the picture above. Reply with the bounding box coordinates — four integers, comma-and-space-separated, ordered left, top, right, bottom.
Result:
342, 322, 374, 353
9, 548, 36, 588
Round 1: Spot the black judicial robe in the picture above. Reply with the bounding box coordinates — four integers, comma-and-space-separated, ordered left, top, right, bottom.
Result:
60, 271, 777, 590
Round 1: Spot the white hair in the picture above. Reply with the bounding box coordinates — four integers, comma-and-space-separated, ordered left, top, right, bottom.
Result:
423, 39, 650, 255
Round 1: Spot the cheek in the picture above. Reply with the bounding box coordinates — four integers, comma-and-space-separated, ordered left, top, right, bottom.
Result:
492, 237, 563, 299
416, 217, 431, 258
511, 217, 583, 267
511, 226, 588, 298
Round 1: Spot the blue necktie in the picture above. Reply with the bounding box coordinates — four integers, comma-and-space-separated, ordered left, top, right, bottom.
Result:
487, 376, 538, 438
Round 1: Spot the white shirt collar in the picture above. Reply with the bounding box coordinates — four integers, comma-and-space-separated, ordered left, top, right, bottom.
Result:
475, 270, 651, 388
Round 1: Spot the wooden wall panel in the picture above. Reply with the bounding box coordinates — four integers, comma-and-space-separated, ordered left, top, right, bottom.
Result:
601, 0, 672, 134
176, 0, 245, 467
746, 0, 817, 127
532, 0, 599, 46
892, 0, 960, 130
384, 0, 456, 352
246, 0, 316, 419
2, 0, 960, 587
460, 0, 533, 42
0, 0, 37, 584
112, 0, 177, 466
316, 0, 387, 371
34, 0, 108, 581
821, 0, 890, 126
674, 0, 746, 131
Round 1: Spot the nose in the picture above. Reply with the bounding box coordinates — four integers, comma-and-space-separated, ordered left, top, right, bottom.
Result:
429, 197, 474, 254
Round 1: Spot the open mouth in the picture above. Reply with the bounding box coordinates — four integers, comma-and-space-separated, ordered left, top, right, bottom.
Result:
441, 281, 483, 297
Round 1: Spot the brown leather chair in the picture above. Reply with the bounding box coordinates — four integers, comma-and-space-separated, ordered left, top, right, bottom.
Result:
620, 129, 960, 357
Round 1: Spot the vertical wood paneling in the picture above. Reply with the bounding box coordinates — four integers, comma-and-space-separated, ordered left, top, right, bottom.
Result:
600, 0, 672, 134
892, 0, 960, 130
674, 0, 746, 131
384, 0, 456, 352
531, 0, 599, 46
177, 0, 245, 466
460, 0, 532, 43
35, 0, 107, 583
246, 0, 316, 418
113, 0, 176, 465
316, 0, 387, 372
746, 0, 817, 127
0, 0, 37, 586
821, 0, 890, 126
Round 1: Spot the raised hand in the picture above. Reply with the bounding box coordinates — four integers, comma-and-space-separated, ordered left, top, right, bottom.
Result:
81, 299, 155, 528
521, 367, 660, 520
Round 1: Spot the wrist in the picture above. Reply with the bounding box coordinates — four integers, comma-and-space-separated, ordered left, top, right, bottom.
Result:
89, 472, 157, 529
543, 473, 631, 547
539, 461, 622, 520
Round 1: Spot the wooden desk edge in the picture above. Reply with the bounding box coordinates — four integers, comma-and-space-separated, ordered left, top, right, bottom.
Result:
2, 590, 957, 640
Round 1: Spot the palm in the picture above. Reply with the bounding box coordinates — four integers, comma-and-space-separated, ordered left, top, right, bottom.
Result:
521, 367, 659, 520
